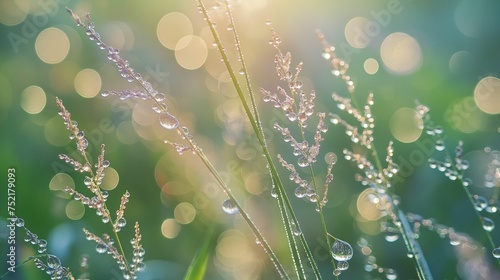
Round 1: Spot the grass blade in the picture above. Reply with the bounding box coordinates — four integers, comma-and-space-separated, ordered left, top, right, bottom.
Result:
183, 225, 215, 280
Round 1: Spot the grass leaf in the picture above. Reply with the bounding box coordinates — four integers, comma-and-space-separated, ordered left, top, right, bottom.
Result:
183, 225, 215, 280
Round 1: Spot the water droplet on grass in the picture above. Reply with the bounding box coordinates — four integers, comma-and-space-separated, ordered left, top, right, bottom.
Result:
222, 199, 238, 214
47, 255, 61, 269
482, 217, 495, 232
331, 239, 353, 261
96, 243, 108, 254
493, 247, 500, 258
159, 112, 179, 130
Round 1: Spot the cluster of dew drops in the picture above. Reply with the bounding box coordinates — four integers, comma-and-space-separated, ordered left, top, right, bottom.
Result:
14, 218, 71, 279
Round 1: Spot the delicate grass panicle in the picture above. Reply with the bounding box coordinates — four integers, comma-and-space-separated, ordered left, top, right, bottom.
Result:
0, 217, 74, 280
56, 97, 145, 280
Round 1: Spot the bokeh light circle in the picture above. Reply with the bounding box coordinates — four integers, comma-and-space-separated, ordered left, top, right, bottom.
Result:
380, 32, 422, 75
66, 200, 85, 220
157, 12, 193, 50
74, 68, 102, 98
21, 85, 46, 114
35, 28, 70, 64
345, 17, 370, 49
363, 58, 379, 75
474, 76, 500, 114
0, 0, 29, 26
175, 35, 208, 70
174, 202, 196, 225
389, 107, 423, 143
161, 218, 181, 239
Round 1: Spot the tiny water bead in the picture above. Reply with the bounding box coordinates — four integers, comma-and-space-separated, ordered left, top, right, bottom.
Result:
117, 217, 127, 228
385, 268, 398, 280
15, 218, 25, 227
481, 217, 495, 232
159, 112, 179, 130
435, 140, 445, 151
297, 156, 309, 168
493, 247, 500, 258
325, 152, 338, 165
331, 239, 353, 261
294, 186, 307, 198
222, 198, 238, 214
473, 195, 488, 211
337, 261, 349, 270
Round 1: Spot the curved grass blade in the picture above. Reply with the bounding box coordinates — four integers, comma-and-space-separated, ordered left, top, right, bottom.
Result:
183, 225, 215, 280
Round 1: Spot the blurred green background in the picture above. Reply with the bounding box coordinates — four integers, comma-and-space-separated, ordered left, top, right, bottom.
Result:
1, 0, 500, 279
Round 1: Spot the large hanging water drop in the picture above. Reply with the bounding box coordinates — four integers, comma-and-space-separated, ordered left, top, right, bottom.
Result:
159, 112, 179, 130
331, 239, 353, 261
222, 198, 239, 214
46, 255, 61, 269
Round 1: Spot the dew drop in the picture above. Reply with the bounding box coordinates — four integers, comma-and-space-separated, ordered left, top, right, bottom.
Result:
96, 243, 108, 254
84, 177, 92, 186
435, 140, 445, 151
154, 93, 166, 102
493, 247, 500, 258
238, 68, 245, 75
291, 222, 301, 236
325, 152, 338, 165
337, 261, 349, 271
159, 112, 179, 130
15, 218, 25, 227
46, 255, 61, 269
270, 187, 278, 199
331, 239, 353, 261
473, 195, 488, 211
297, 156, 309, 168
136, 262, 146, 272
265, 20, 272, 26
333, 269, 341, 276
385, 233, 399, 242
210, 1, 222, 10
481, 217, 495, 232
294, 186, 307, 198
222, 198, 239, 214
386, 268, 398, 280
117, 218, 127, 228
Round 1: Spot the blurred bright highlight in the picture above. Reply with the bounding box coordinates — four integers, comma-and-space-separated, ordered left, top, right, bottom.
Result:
380, 32, 422, 75
21, 85, 46, 114
390, 107, 423, 143
0, 0, 29, 26
35, 28, 70, 64
74, 68, 102, 98
175, 35, 208, 70
474, 76, 500, 114
161, 218, 181, 239
157, 12, 193, 50
66, 200, 85, 220
174, 202, 196, 225
363, 58, 379, 75
101, 167, 119, 190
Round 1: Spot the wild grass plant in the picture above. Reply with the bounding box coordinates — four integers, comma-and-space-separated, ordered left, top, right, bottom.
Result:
2, 1, 500, 279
